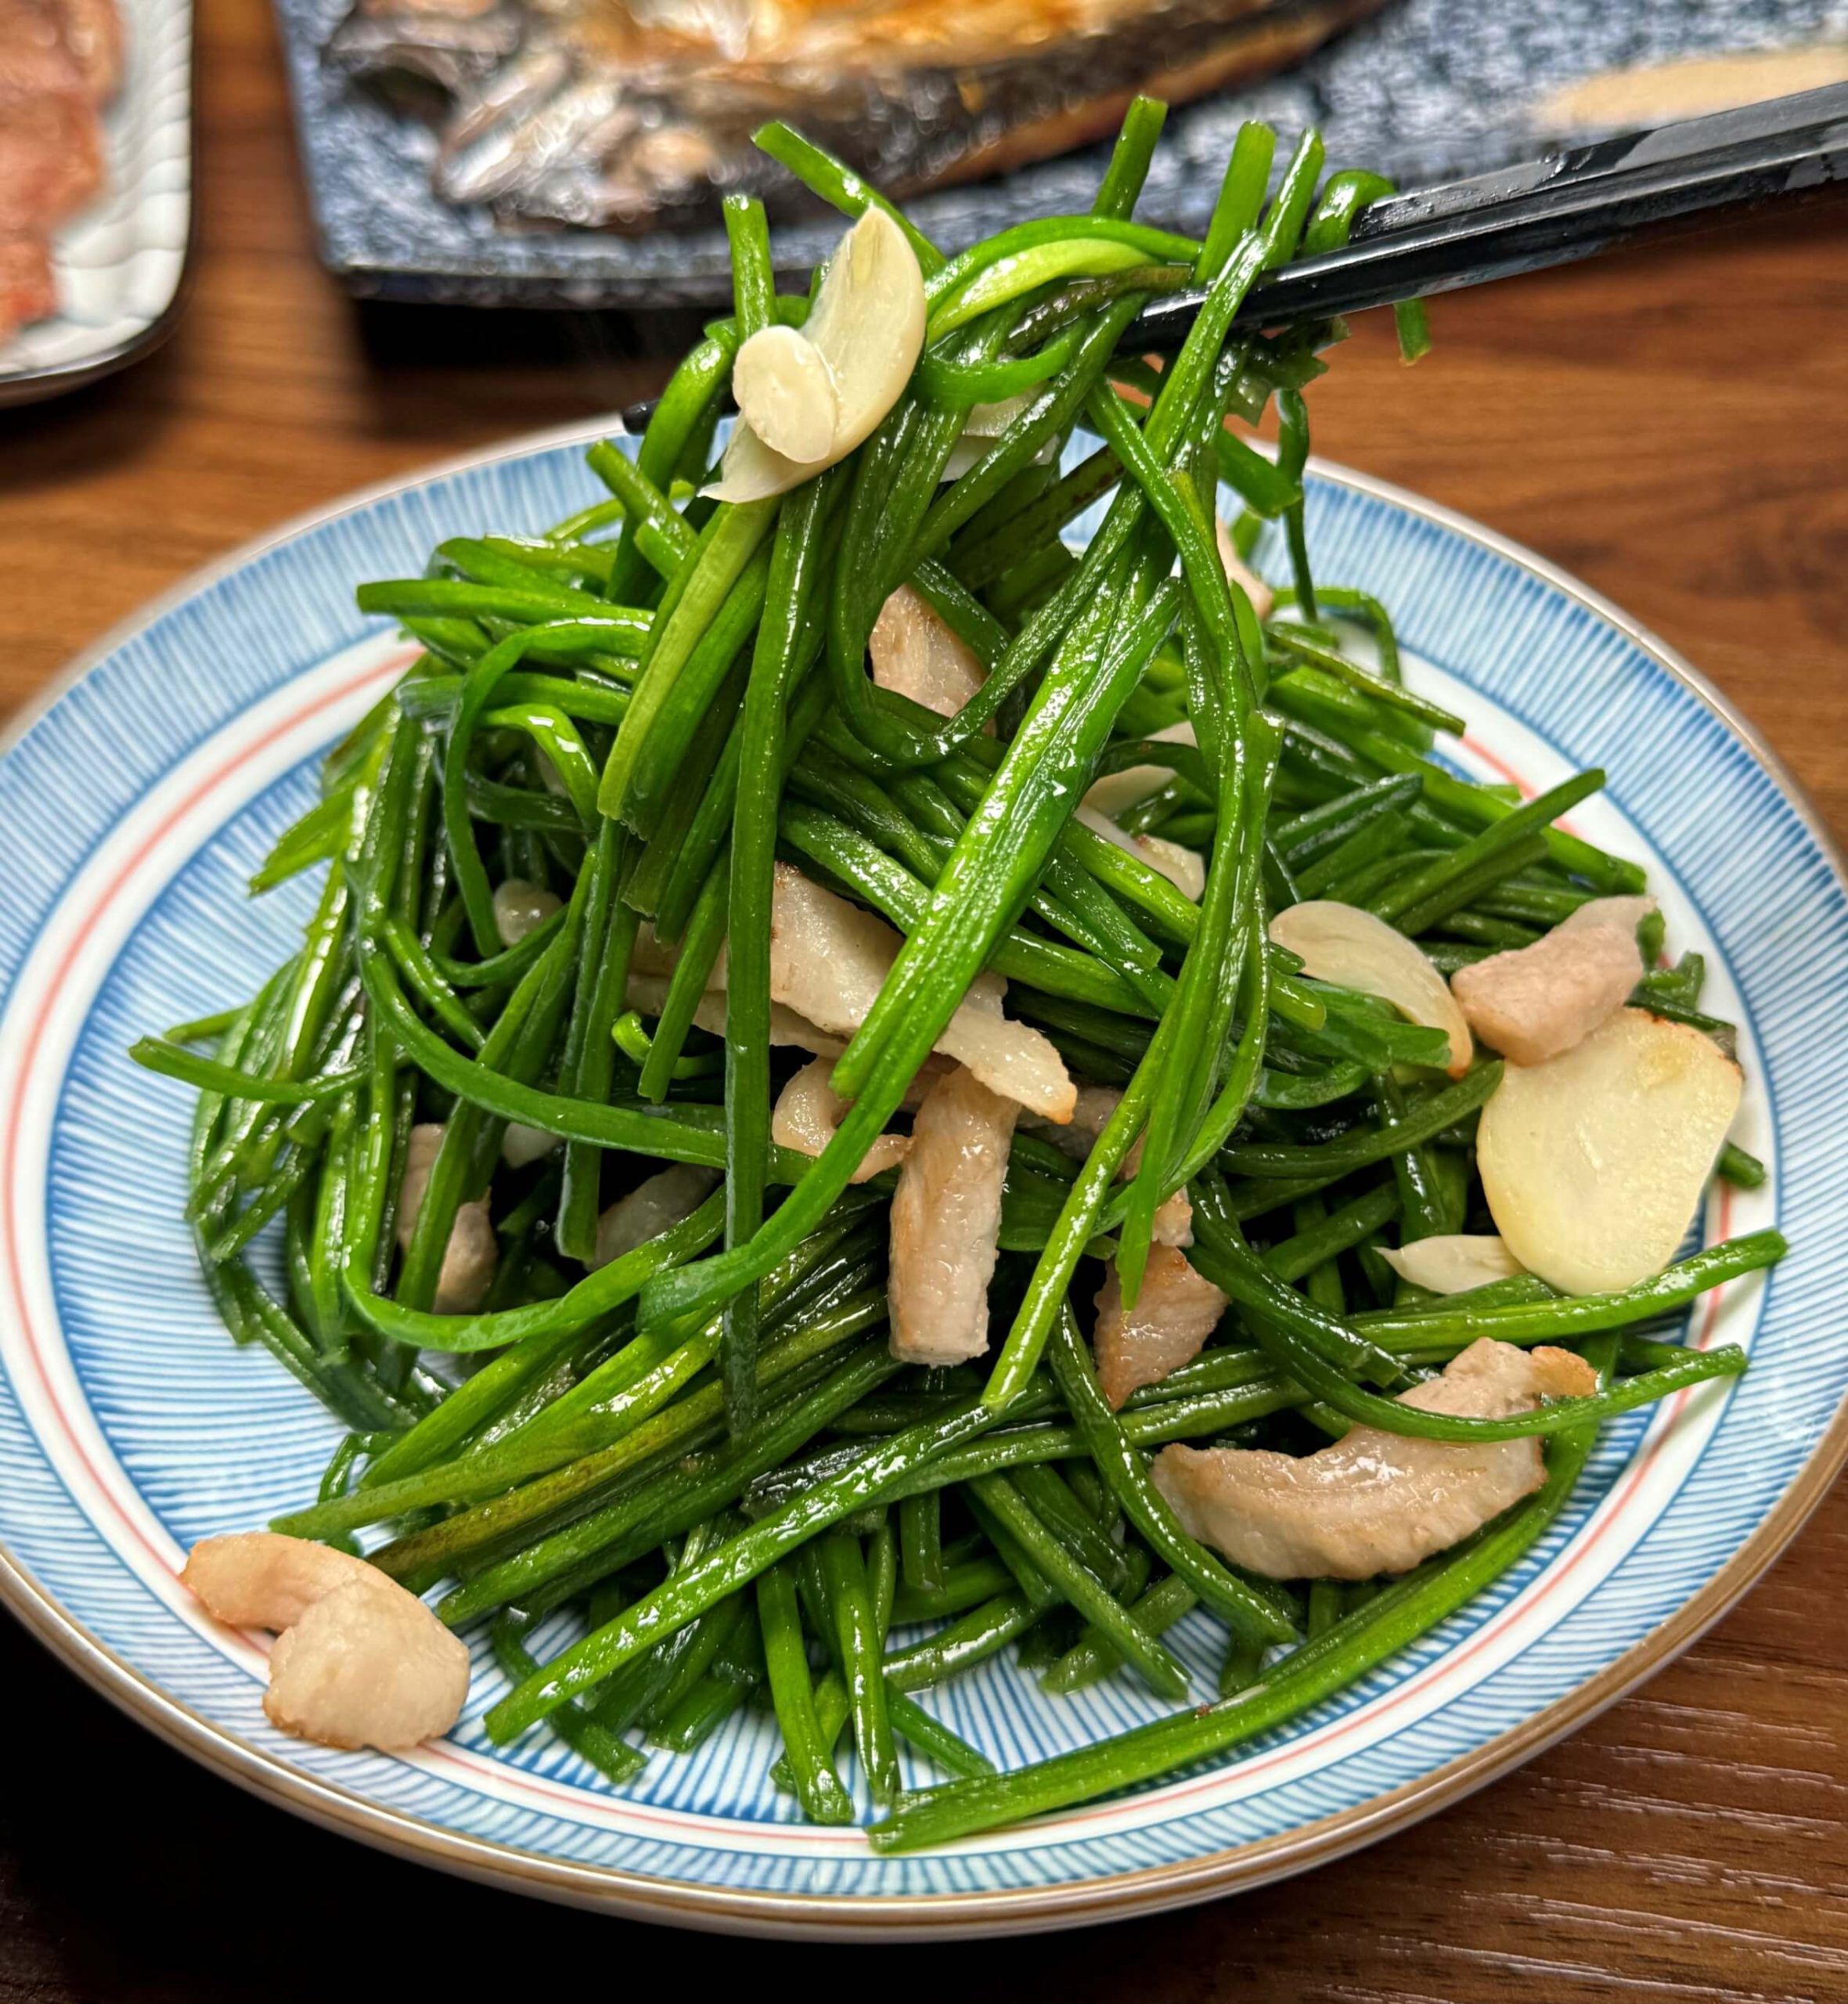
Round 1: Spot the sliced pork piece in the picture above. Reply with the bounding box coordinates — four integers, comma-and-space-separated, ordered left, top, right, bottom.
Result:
626, 968, 848, 1058
769, 864, 1073, 1121
628, 867, 1072, 1119
181, 1532, 381, 1632
1450, 917, 1644, 1067
888, 1063, 1016, 1366
0, 0, 86, 99
1151, 1338, 1597, 1579
870, 583, 988, 723
773, 1055, 911, 1182
1083, 719, 1198, 822
1022, 1083, 1193, 1244
182, 1530, 470, 1753
1092, 1245, 1227, 1408
265, 1575, 471, 1752
0, 233, 56, 341
592, 1162, 719, 1269
1558, 894, 1657, 940
396, 1123, 497, 1313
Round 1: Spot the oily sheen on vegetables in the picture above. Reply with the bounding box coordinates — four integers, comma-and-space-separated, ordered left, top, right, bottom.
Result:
133, 100, 1778, 1849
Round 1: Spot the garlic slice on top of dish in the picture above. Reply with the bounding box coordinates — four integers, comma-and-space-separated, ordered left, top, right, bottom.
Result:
938, 391, 1060, 481
1378, 1234, 1526, 1295
1083, 719, 1198, 821
1476, 1006, 1742, 1295
1152, 1339, 1596, 1580
707, 207, 926, 503
731, 323, 838, 464
1270, 899, 1472, 1076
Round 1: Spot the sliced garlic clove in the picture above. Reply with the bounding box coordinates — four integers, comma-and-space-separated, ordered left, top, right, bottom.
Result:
701, 422, 804, 506
1083, 719, 1198, 821
1476, 1006, 1742, 1295
705, 207, 925, 504
492, 877, 561, 948
1075, 804, 1205, 902
1378, 1234, 1526, 1295
733, 323, 839, 466
1269, 899, 1473, 1077
938, 398, 1061, 482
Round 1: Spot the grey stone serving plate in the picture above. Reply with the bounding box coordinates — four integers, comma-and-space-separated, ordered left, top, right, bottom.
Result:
268, 0, 1846, 310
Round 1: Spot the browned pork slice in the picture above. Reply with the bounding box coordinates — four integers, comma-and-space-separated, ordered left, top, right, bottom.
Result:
265, 1577, 471, 1750
772, 1055, 912, 1182
182, 1530, 470, 1753
0, 0, 86, 98
625, 870, 1073, 1119
1451, 918, 1644, 1068
181, 1532, 380, 1632
768, 864, 1073, 1120
869, 583, 987, 722
1092, 1244, 1227, 1408
396, 1123, 497, 1313
1151, 1339, 1597, 1580
888, 1063, 1017, 1365
592, 1162, 719, 1269
50, 0, 122, 99
1021, 1083, 1193, 1245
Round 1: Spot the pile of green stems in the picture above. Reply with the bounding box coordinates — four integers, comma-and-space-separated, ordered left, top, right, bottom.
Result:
135, 103, 1776, 1847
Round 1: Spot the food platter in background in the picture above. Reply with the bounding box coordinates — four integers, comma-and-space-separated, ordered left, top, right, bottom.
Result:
270, 0, 1847, 308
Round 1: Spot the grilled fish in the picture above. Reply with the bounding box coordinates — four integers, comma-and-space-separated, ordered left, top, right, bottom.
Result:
327, 0, 1384, 232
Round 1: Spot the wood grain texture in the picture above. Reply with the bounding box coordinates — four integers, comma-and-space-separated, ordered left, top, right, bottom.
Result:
1, 1, 1845, 1995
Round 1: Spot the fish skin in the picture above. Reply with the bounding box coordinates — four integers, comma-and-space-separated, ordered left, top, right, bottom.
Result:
326, 0, 1385, 231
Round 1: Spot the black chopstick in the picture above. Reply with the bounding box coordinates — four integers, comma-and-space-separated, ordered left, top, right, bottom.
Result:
1131, 80, 1848, 348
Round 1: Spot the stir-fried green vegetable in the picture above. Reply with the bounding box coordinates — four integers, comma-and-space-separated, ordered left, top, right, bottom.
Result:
139, 103, 1778, 1843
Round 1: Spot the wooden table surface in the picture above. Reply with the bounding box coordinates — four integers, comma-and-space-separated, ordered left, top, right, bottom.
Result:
3, 3, 1846, 1997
